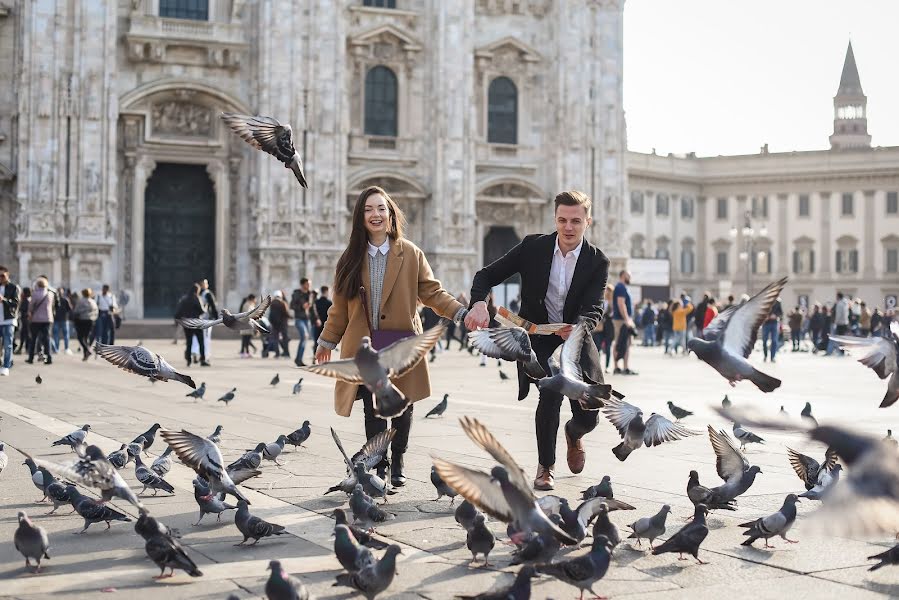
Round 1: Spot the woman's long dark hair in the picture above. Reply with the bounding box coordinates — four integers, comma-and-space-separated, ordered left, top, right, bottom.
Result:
334, 186, 406, 299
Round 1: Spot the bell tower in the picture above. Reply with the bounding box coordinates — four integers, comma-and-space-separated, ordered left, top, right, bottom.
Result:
829, 41, 871, 149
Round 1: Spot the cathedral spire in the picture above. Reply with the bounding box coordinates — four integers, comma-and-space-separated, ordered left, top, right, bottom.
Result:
836, 41, 863, 96
829, 40, 870, 150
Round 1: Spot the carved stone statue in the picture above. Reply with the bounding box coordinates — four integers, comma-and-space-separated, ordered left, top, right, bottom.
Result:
151, 101, 212, 137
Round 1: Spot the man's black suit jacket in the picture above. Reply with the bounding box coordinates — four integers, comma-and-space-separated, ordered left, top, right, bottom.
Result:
469, 233, 610, 400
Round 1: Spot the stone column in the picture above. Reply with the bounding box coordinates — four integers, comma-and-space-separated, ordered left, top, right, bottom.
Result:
819, 192, 832, 277
696, 196, 708, 282
227, 156, 242, 307
777, 193, 788, 276
863, 190, 876, 279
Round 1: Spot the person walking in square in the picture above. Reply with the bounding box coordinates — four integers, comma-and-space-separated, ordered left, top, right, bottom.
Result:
788, 306, 804, 351
611, 270, 636, 375
266, 291, 291, 358
191, 279, 217, 361
94, 284, 117, 346
671, 296, 693, 354
15, 287, 31, 355
52, 287, 72, 356
0, 266, 20, 376
290, 278, 320, 367
72, 288, 98, 361
313, 286, 332, 356
26, 277, 55, 365
175, 283, 210, 367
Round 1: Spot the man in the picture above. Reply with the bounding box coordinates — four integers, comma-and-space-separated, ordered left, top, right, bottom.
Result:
0, 266, 20, 376
174, 283, 210, 367
826, 292, 850, 355
640, 300, 656, 347
611, 270, 636, 375
95, 284, 117, 346
762, 296, 783, 362
788, 305, 804, 351
465, 190, 609, 491
192, 279, 217, 361
267, 290, 291, 358
290, 278, 320, 366
313, 286, 332, 355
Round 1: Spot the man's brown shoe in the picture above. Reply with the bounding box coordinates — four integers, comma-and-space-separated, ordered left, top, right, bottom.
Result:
533, 465, 555, 491
565, 422, 586, 474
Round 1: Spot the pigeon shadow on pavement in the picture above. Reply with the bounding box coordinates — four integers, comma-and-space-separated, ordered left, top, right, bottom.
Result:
863, 582, 899, 597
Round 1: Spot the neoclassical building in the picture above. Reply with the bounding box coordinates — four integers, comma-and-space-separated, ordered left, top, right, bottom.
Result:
626, 42, 899, 310
0, 0, 627, 317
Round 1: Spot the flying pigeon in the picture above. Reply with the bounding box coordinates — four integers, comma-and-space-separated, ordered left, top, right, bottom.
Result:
266, 559, 310, 600
107, 444, 129, 469
162, 429, 253, 504
39, 468, 72, 514
51, 424, 91, 451
432, 416, 577, 545
799, 463, 843, 501
467, 326, 546, 380
292, 378, 304, 395
97, 344, 196, 388
207, 425, 224, 445
830, 321, 899, 407
430, 465, 458, 504
801, 402, 818, 426
667, 401, 693, 422
67, 486, 132, 532
326, 428, 395, 496
186, 382, 206, 400
601, 398, 698, 461
133, 423, 162, 455
686, 470, 736, 511
424, 393, 449, 418
733, 423, 765, 450
333, 508, 389, 550
651, 504, 710, 564
686, 277, 787, 391
333, 545, 402, 599
234, 499, 286, 545
334, 523, 375, 573
285, 421, 311, 448
270, 373, 280, 387
535, 535, 613, 600
627, 504, 671, 550
192, 478, 236, 525
217, 387, 237, 405
467, 513, 496, 567
134, 454, 175, 496
537, 322, 621, 410
706, 425, 763, 503
457, 566, 538, 600
135, 513, 202, 579
23, 458, 46, 501
868, 544, 899, 571
787, 446, 839, 491
592, 503, 621, 549
14, 511, 50, 572
740, 494, 800, 547
179, 295, 272, 333
301, 323, 446, 418
221, 113, 308, 188
454, 500, 481, 533
537, 495, 627, 543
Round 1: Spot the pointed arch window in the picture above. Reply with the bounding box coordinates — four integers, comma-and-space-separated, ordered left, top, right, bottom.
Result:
487, 77, 518, 144
364, 66, 398, 137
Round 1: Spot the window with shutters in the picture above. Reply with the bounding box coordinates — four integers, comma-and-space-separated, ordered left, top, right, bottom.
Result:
159, 0, 208, 19
716, 197, 728, 220
656, 193, 670, 216
798, 194, 810, 217
630, 191, 644, 214
364, 66, 398, 137
487, 77, 518, 144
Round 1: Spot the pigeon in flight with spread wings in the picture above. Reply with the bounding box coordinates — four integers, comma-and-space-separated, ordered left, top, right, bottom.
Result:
179, 295, 272, 333
706, 425, 763, 503
432, 416, 577, 546
221, 113, 307, 188
601, 398, 698, 461
96, 343, 196, 389
830, 321, 899, 407
467, 326, 546, 381
687, 277, 787, 392
787, 446, 839, 491
161, 429, 255, 505
301, 322, 446, 418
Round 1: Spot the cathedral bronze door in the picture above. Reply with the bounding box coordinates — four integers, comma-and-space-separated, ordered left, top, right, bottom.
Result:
143, 163, 216, 318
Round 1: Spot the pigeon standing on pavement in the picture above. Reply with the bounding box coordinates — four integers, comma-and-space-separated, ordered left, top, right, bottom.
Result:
467, 326, 545, 380
537, 495, 630, 543
266, 559, 310, 600
602, 398, 697, 461
431, 465, 458, 504
257, 435, 288, 465
686, 470, 736, 511
652, 504, 710, 564
192, 478, 236, 525
733, 423, 765, 450
537, 322, 620, 409
455, 500, 481, 532
333, 544, 402, 599
801, 402, 818, 426
285, 421, 311, 448
51, 424, 91, 451
592, 503, 621, 549
132, 423, 162, 455
301, 323, 446, 418
334, 523, 375, 573
627, 504, 671, 550
510, 515, 565, 566
23, 458, 46, 500
868, 544, 899, 571
35, 373, 42, 384
67, 486, 132, 532
179, 295, 272, 334
686, 277, 787, 391
107, 444, 129, 469
780, 405, 789, 416
0, 442, 7, 476
740, 494, 801, 548
333, 508, 389, 550
134, 454, 175, 496
498, 369, 510, 381
722, 395, 732, 409
39, 468, 72, 514
186, 382, 207, 400
221, 113, 308, 188
135, 513, 202, 579
829, 321, 899, 407
234, 500, 286, 545
231, 444, 265, 472
96, 344, 196, 388
535, 534, 613, 600
467, 513, 496, 566
14, 511, 50, 572
207, 425, 224, 444
218, 387, 237, 405
424, 393, 449, 418
580, 475, 614, 501
162, 429, 252, 504
458, 566, 538, 600
349, 485, 395, 529
270, 373, 280, 387
151, 448, 173, 477
667, 401, 693, 422
885, 429, 898, 448
292, 378, 304, 395
706, 426, 763, 504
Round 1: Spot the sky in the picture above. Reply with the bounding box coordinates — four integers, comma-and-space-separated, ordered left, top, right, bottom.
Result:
623, 0, 899, 156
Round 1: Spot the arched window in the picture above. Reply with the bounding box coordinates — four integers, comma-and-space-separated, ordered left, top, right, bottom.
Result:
364, 66, 398, 137
487, 77, 518, 144
159, 0, 208, 20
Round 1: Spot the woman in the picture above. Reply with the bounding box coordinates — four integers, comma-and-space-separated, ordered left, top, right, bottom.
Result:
174, 283, 209, 367
14, 287, 31, 354
52, 286, 72, 355
315, 186, 465, 487
73, 288, 99, 360
238, 294, 257, 357
26, 277, 54, 365
657, 300, 674, 355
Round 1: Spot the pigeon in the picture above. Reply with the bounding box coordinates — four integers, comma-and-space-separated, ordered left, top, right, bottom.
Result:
457, 565, 538, 600
431, 465, 458, 504
23, 458, 46, 500
886, 429, 898, 448
537, 322, 621, 409
334, 523, 375, 573
581, 475, 614, 502
285, 421, 311, 448
134, 454, 175, 496
627, 504, 671, 549
234, 499, 286, 545
601, 398, 698, 461
67, 485, 132, 532
135, 513, 202, 579
257, 435, 288, 465
740, 494, 800, 547
266, 559, 310, 600
733, 422, 765, 450
537, 495, 631, 543
353, 462, 390, 501
798, 463, 842, 500
107, 444, 129, 469
592, 503, 621, 549
686, 470, 736, 511
667, 401, 693, 422
432, 417, 577, 545
829, 321, 899, 407
192, 478, 236, 525
326, 428, 395, 496
133, 423, 162, 454
349, 485, 395, 529
801, 402, 818, 426
35, 374, 42, 384
270, 373, 280, 387
787, 446, 839, 491
126, 438, 146, 461
467, 513, 496, 566
467, 326, 545, 380
706, 426, 763, 503
722, 395, 732, 409
179, 295, 272, 333
207, 425, 224, 445
334, 508, 389, 549
454, 500, 481, 532
162, 429, 253, 504
51, 424, 91, 451
510, 515, 564, 565
186, 382, 207, 400
652, 504, 710, 564
333, 545, 402, 599
14, 511, 51, 572
40, 468, 73, 514
218, 387, 237, 405
0, 442, 7, 476
535, 534, 613, 600
686, 276, 787, 391
229, 444, 265, 472
301, 323, 446, 418
96, 344, 196, 388
779, 405, 789, 416
498, 369, 510, 381
221, 113, 308, 188
292, 378, 304, 395
425, 393, 449, 418
868, 544, 899, 571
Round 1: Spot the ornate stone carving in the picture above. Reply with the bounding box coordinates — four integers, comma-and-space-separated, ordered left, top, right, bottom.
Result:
482, 182, 538, 200
38, 70, 52, 117
59, 73, 79, 117
228, 156, 241, 288
122, 157, 135, 285
37, 162, 53, 206
151, 101, 212, 137
84, 163, 101, 212
476, 0, 551, 17
86, 71, 101, 120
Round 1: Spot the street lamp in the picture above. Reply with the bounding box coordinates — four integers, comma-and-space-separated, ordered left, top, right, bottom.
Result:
729, 210, 767, 295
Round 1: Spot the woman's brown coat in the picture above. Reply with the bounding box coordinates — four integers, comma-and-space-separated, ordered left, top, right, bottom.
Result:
320, 237, 464, 417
